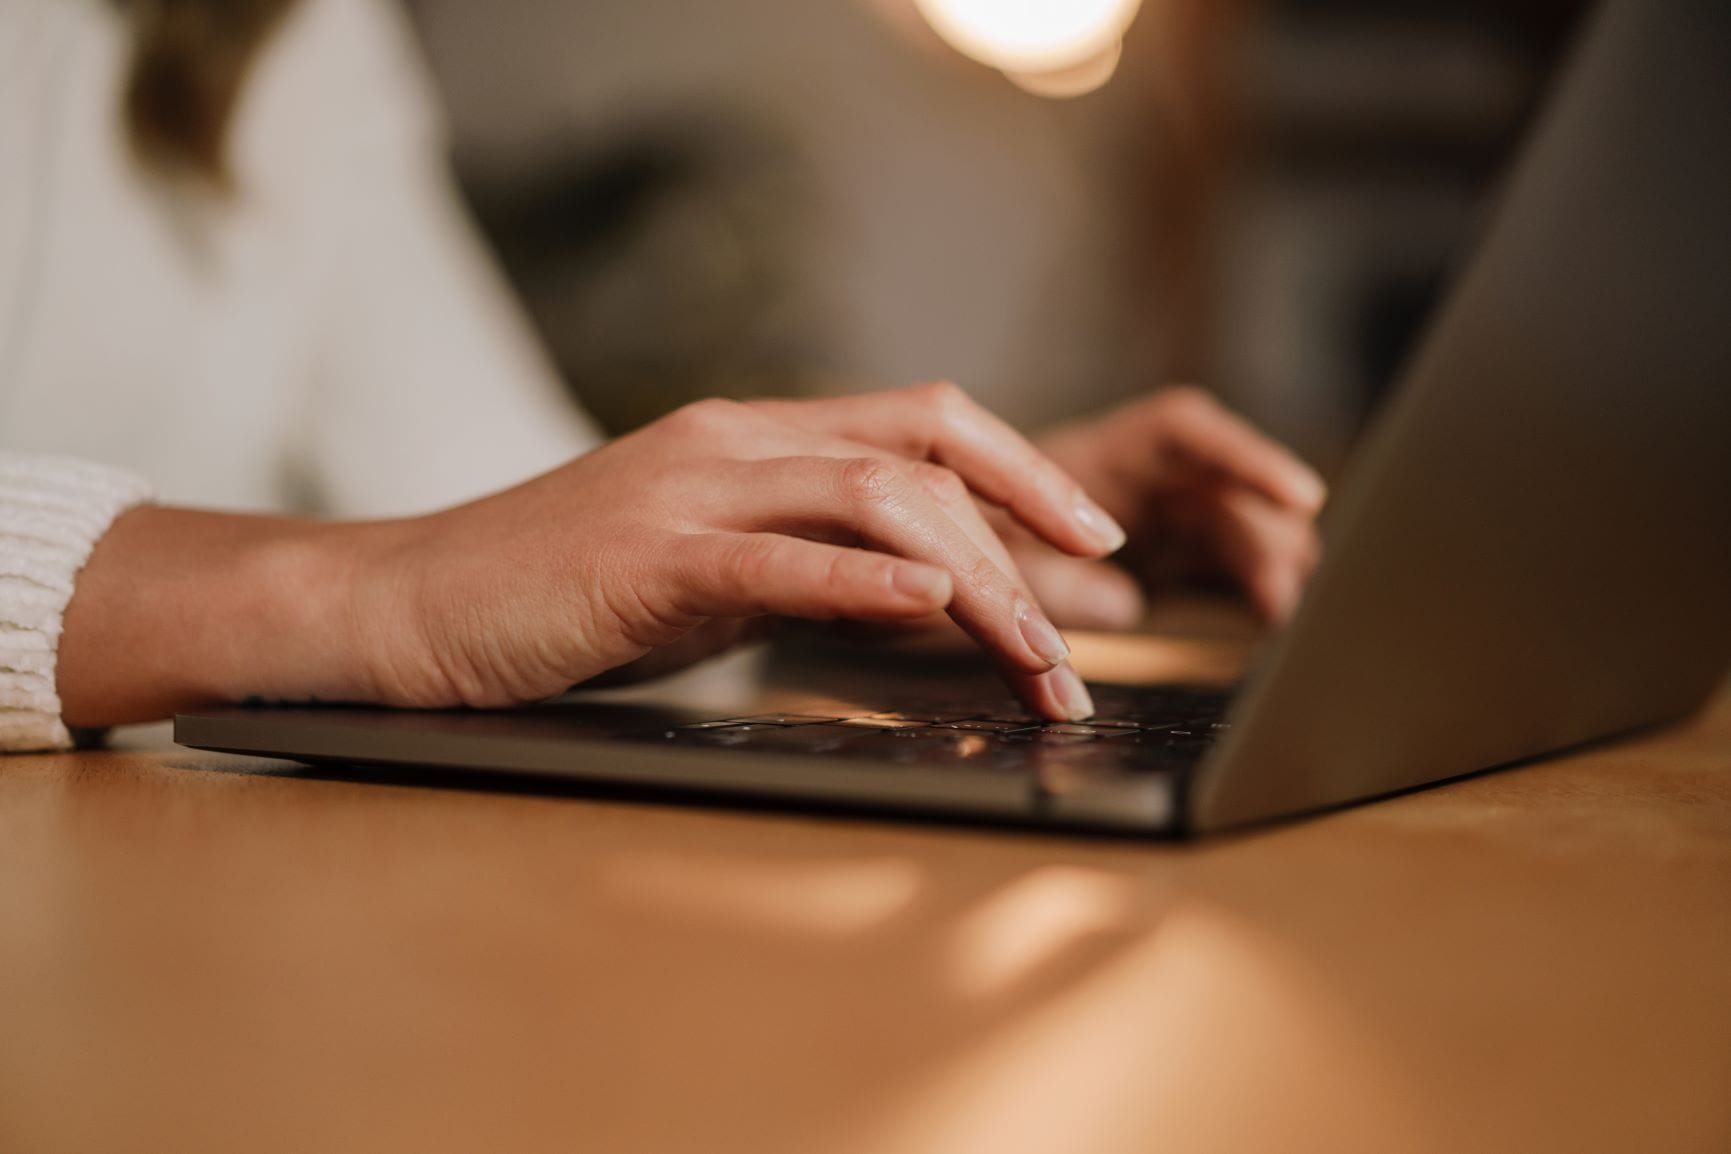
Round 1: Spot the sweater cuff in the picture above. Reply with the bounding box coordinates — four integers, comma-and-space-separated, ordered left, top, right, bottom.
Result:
0, 453, 154, 752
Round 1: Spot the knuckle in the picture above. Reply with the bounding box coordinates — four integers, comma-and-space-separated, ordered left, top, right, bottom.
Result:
915, 378, 966, 403
1158, 384, 1214, 419
913, 379, 969, 418
839, 457, 902, 507
956, 553, 1009, 597
818, 548, 853, 595
666, 396, 744, 437
652, 538, 717, 624
727, 535, 779, 586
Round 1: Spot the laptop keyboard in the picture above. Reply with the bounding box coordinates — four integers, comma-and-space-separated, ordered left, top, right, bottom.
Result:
640, 685, 1236, 773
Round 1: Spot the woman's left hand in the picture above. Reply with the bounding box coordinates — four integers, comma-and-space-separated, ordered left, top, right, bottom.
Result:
1006, 386, 1328, 629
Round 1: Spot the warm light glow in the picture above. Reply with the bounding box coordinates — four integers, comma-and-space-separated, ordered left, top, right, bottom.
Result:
860, 906, 1423, 1154
603, 853, 922, 936
947, 866, 1135, 997
914, 0, 1143, 75
1006, 40, 1123, 99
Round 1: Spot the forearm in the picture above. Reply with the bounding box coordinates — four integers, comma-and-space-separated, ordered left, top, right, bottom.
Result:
56, 506, 411, 727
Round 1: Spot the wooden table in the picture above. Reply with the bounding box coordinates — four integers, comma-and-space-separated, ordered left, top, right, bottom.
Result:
2, 654, 1728, 1153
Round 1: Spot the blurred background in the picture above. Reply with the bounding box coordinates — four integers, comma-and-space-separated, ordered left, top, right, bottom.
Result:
403, 0, 1588, 469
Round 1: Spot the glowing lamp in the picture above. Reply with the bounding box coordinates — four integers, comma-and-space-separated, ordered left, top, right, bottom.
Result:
913, 0, 1143, 96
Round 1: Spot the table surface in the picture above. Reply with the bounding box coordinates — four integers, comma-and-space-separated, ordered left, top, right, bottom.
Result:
3, 630, 1729, 1154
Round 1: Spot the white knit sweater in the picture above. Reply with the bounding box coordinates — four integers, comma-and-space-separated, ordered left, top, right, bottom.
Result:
0, 453, 151, 750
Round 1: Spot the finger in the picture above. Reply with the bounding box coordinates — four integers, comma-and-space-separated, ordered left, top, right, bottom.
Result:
748, 382, 1128, 558
672, 533, 954, 623
898, 461, 1029, 603
900, 460, 1097, 719
666, 423, 1093, 718
685, 401, 1097, 578
717, 455, 1075, 681
792, 463, 1100, 716
1016, 552, 1147, 631
1204, 486, 1322, 623
1136, 387, 1328, 513
1019, 663, 1097, 723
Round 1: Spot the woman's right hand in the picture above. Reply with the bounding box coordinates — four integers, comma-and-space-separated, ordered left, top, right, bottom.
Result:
352, 384, 1128, 721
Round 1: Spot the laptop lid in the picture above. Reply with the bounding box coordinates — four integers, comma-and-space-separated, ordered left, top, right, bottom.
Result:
1188, 0, 1731, 831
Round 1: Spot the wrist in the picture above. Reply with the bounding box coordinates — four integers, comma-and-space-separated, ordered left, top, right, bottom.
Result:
237, 515, 425, 708
321, 511, 460, 710
56, 508, 423, 725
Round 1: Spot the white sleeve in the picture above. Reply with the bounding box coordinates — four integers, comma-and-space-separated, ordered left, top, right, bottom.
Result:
0, 453, 152, 752
264, 0, 604, 520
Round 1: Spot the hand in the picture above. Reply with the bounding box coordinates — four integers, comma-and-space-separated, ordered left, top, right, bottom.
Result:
62, 386, 1122, 725
1005, 387, 1326, 628
349, 384, 1124, 721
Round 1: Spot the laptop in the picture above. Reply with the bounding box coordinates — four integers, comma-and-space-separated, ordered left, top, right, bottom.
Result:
176, 0, 1731, 835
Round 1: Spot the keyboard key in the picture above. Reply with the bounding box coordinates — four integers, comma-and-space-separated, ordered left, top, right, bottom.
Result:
932, 719, 1039, 734
866, 711, 979, 724
837, 716, 935, 729
733, 714, 843, 725
1035, 723, 1125, 737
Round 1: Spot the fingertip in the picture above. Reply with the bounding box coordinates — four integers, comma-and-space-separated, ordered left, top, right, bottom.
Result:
1009, 664, 1095, 722
1052, 664, 1095, 721
1247, 463, 1326, 516
1071, 494, 1128, 555
1288, 465, 1329, 514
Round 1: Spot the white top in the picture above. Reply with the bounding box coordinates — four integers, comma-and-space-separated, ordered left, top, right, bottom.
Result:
0, 0, 603, 749
0, 0, 600, 516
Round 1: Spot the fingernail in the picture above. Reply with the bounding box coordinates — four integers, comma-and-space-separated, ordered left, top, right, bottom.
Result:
1017, 604, 1070, 667
893, 563, 951, 603
1073, 495, 1128, 553
1292, 466, 1328, 512
1052, 664, 1095, 721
